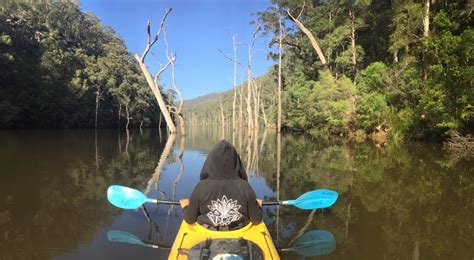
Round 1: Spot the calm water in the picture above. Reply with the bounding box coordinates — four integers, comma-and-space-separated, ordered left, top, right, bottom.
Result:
0, 129, 472, 259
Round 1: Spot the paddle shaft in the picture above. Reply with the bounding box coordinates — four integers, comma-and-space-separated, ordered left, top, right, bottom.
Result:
149, 199, 180, 205
262, 201, 290, 206
149, 199, 289, 206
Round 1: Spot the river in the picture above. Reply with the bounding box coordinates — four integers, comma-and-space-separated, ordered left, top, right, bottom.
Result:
0, 129, 472, 259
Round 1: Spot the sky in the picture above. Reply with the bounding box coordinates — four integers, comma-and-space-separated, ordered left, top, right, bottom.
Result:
79, 0, 275, 100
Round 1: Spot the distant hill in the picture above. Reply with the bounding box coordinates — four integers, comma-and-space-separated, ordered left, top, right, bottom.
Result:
184, 92, 220, 107
182, 75, 276, 125
183, 87, 236, 115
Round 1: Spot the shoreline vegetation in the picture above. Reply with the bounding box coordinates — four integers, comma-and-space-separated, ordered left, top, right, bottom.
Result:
1, 0, 473, 144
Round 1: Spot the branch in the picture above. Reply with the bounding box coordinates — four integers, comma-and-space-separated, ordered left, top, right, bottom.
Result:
296, 0, 306, 20
163, 29, 184, 114
154, 57, 173, 85
250, 23, 262, 51
283, 38, 301, 49
287, 8, 327, 65
218, 49, 245, 69
140, 8, 172, 63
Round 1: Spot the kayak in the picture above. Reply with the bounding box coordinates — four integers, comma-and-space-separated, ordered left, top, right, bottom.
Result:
169, 221, 280, 260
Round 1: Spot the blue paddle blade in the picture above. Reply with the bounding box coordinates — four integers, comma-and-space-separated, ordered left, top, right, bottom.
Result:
291, 230, 336, 256
107, 185, 148, 209
288, 189, 338, 210
107, 230, 146, 246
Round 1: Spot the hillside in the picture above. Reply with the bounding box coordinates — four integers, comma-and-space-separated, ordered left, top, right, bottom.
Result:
182, 75, 277, 126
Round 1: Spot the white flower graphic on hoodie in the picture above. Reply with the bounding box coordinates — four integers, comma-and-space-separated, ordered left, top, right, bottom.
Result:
206, 195, 243, 226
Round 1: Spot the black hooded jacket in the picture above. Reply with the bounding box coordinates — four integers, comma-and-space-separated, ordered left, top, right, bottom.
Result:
183, 140, 262, 227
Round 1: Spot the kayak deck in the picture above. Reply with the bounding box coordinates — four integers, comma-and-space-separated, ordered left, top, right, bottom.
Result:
169, 221, 279, 260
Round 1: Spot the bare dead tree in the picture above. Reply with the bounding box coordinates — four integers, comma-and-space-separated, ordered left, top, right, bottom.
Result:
125, 102, 132, 130
164, 30, 186, 136
117, 104, 122, 128
134, 8, 177, 133
348, 6, 357, 79
276, 131, 282, 241
145, 133, 176, 195
219, 93, 225, 139
219, 36, 245, 132
251, 79, 260, 132
246, 24, 261, 136
260, 100, 268, 128
288, 209, 317, 245
239, 75, 244, 130
94, 86, 102, 129
233, 35, 238, 132
277, 14, 284, 132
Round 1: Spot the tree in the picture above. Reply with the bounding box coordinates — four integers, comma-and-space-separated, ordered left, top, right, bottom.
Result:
133, 9, 177, 133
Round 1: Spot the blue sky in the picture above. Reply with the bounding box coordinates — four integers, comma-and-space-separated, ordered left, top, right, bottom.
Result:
79, 0, 275, 100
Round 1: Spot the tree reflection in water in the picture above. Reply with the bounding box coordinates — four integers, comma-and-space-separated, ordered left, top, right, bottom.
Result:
0, 129, 472, 259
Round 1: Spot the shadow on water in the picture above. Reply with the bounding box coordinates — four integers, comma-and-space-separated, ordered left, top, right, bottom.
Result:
0, 128, 472, 259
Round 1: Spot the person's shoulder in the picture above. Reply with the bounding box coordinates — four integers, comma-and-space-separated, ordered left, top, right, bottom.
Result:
193, 180, 207, 190
236, 178, 252, 187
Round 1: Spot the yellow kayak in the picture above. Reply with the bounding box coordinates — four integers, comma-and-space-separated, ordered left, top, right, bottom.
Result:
169, 221, 280, 260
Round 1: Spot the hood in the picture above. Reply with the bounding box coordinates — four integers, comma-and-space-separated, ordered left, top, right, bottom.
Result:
200, 140, 248, 181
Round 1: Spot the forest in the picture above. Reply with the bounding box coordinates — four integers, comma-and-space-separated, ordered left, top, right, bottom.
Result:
187, 0, 473, 141
1, 0, 473, 141
0, 0, 170, 129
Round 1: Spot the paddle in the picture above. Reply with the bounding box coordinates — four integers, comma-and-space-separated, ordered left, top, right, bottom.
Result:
107, 229, 336, 257
280, 230, 336, 256
107, 230, 169, 249
107, 185, 338, 210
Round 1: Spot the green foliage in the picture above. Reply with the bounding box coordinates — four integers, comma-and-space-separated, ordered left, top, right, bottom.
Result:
389, 2, 423, 58
266, 0, 472, 140
422, 26, 474, 135
390, 107, 415, 141
282, 67, 316, 130
356, 93, 389, 132
355, 62, 390, 132
306, 71, 356, 134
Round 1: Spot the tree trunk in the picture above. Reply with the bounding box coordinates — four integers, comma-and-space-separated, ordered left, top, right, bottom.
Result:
276, 131, 281, 241
145, 134, 176, 195
135, 54, 177, 133
158, 112, 162, 128
422, 0, 430, 80
125, 102, 131, 130
135, 9, 176, 133
287, 9, 327, 65
239, 83, 243, 129
219, 93, 225, 139
172, 65, 186, 136
95, 88, 101, 129
232, 35, 237, 132
423, 0, 430, 38
164, 31, 186, 137
118, 104, 122, 128
349, 8, 357, 80
95, 129, 99, 172
252, 80, 259, 132
260, 101, 268, 128
277, 17, 283, 133
246, 25, 260, 136
247, 67, 254, 135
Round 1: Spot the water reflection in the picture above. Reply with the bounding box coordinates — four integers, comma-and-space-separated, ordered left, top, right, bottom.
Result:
0, 129, 472, 259
106, 227, 336, 258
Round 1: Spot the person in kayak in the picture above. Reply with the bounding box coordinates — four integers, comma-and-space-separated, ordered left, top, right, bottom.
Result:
179, 140, 263, 231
